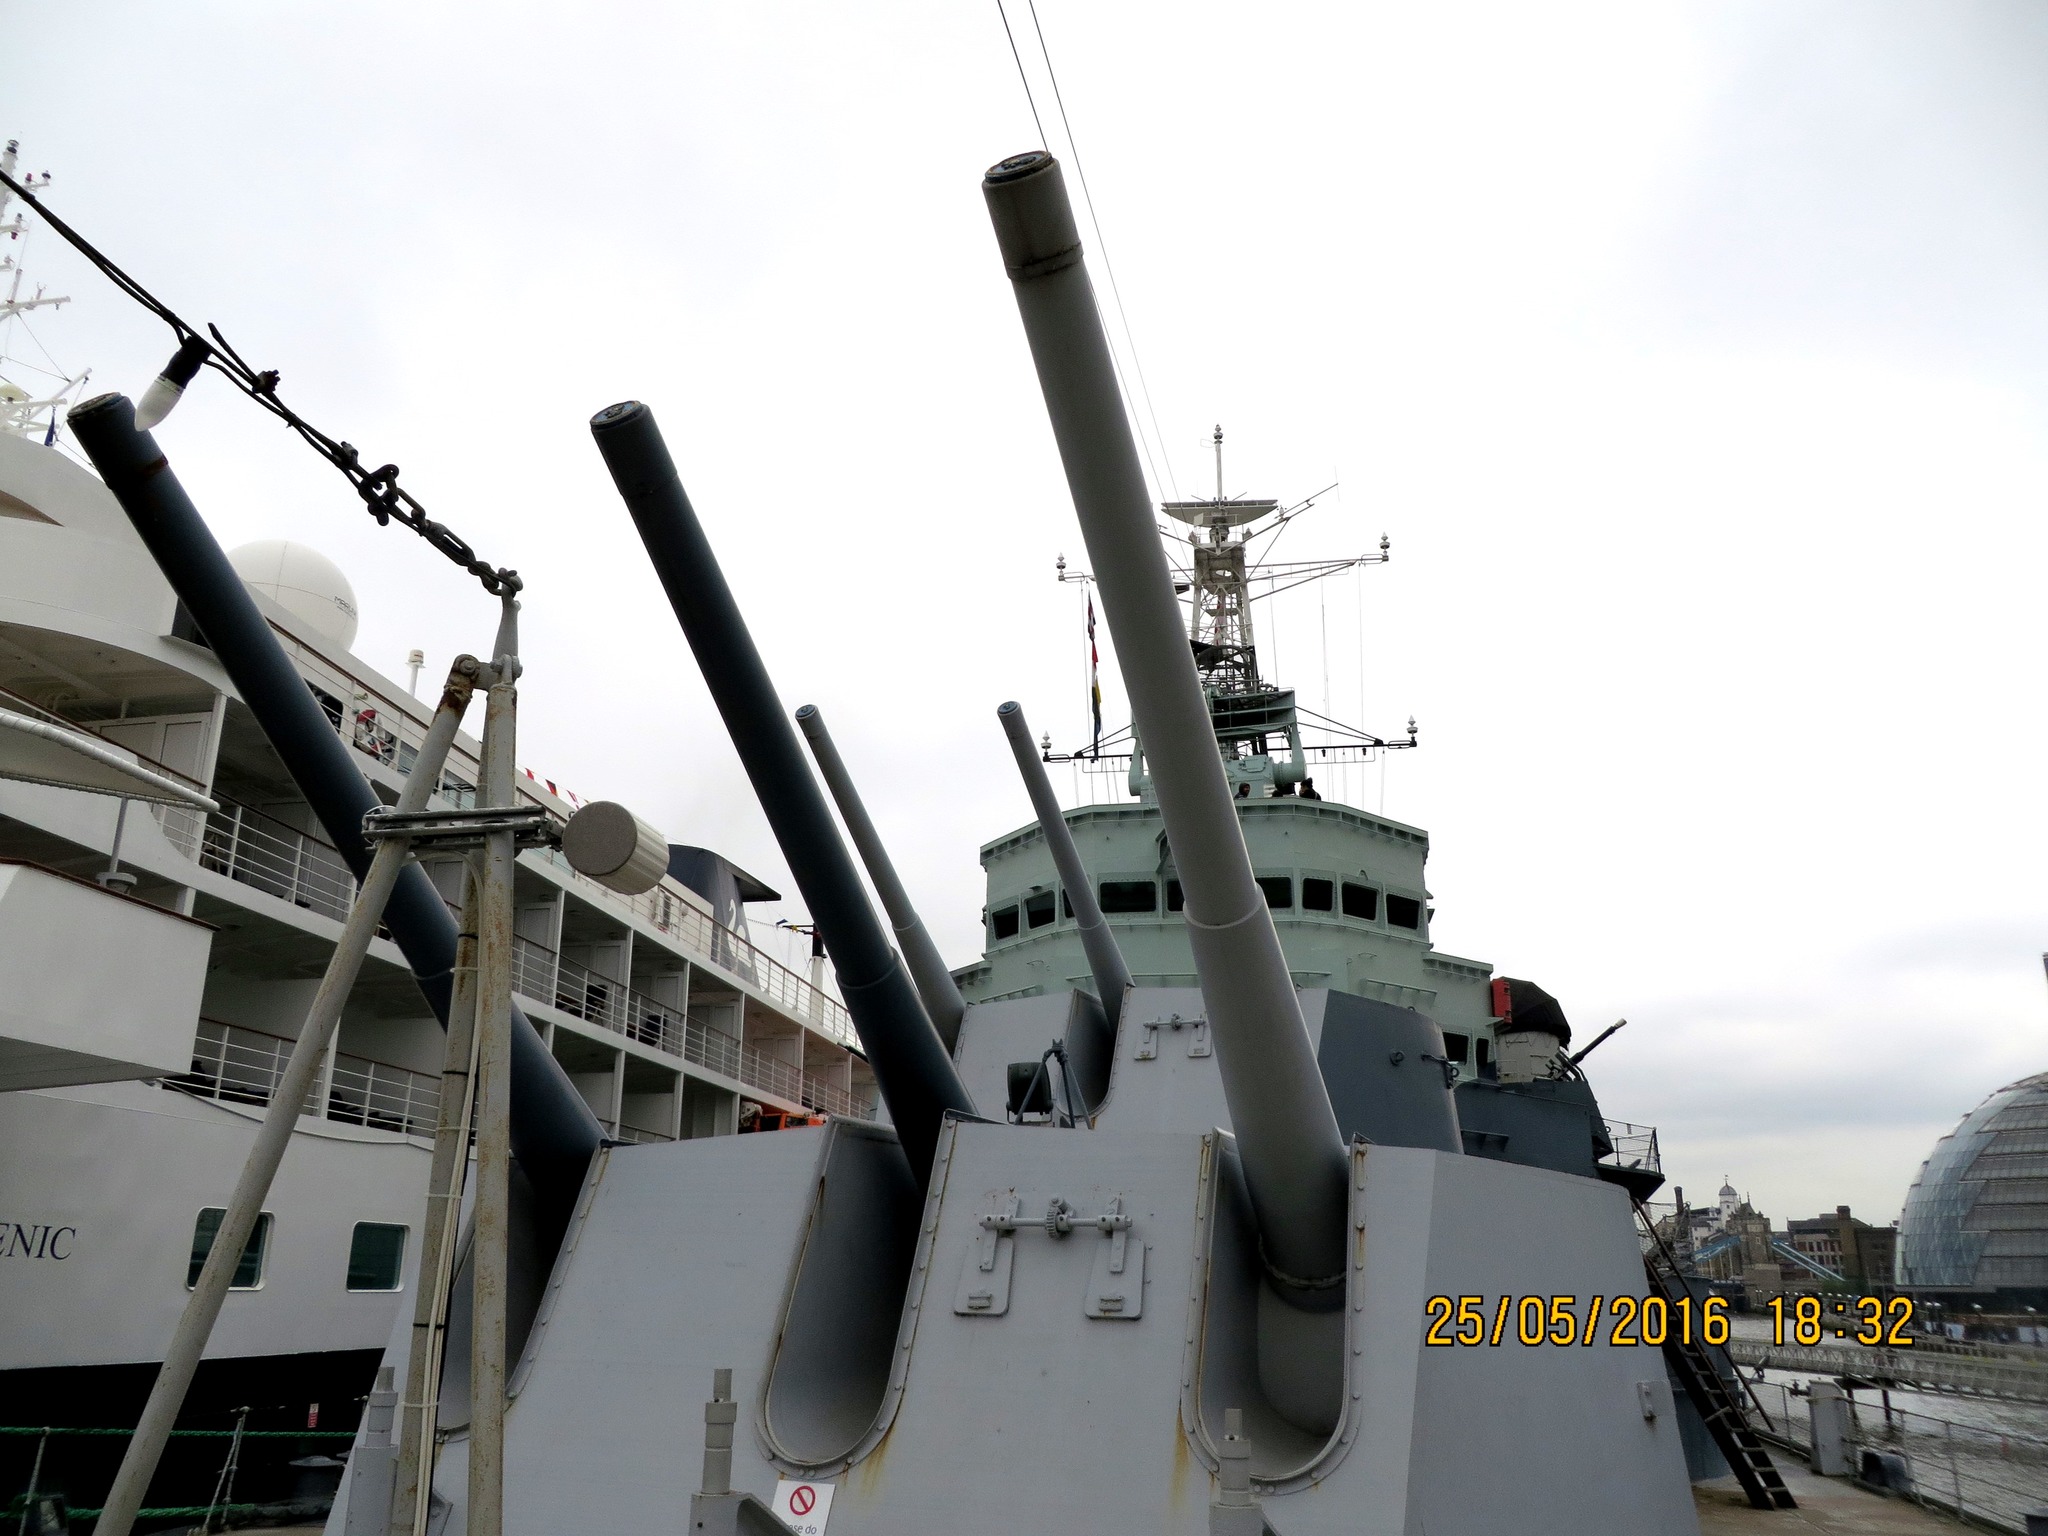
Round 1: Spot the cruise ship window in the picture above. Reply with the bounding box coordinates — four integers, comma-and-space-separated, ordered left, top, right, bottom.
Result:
189, 1208, 273, 1291
1166, 880, 1185, 912
1257, 877, 1293, 909
991, 906, 1020, 941
1341, 882, 1378, 921
1442, 1033, 1469, 1064
1025, 891, 1056, 929
1301, 878, 1334, 912
1062, 890, 1072, 920
1099, 880, 1158, 913
1386, 894, 1423, 931
348, 1223, 408, 1292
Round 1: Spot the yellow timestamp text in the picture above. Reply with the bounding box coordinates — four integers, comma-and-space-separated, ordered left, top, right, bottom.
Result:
1423, 1293, 1731, 1348
1764, 1294, 1915, 1347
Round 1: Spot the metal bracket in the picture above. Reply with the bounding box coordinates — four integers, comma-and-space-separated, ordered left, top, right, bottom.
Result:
957, 1193, 1144, 1319
361, 804, 557, 853
955, 1194, 1021, 1317
1085, 1195, 1142, 1319
1135, 1013, 1206, 1061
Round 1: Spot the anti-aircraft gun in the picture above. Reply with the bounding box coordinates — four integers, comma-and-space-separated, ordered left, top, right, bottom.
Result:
329, 155, 1704, 1536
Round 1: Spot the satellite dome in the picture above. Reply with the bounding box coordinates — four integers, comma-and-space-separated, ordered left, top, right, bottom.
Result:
228, 540, 360, 652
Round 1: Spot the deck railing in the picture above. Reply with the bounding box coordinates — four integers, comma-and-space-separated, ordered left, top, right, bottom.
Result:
192, 789, 859, 1060
198, 794, 355, 922
511, 934, 871, 1121
1600, 1119, 1661, 1176
166, 1019, 442, 1139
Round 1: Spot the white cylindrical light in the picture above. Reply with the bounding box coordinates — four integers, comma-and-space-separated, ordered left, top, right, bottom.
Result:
559, 800, 668, 895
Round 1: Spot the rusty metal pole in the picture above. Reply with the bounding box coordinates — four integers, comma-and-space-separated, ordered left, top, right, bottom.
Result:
389, 852, 484, 1536
467, 606, 519, 1536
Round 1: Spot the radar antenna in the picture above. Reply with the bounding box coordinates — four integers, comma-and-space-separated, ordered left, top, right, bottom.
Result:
1048, 426, 1414, 802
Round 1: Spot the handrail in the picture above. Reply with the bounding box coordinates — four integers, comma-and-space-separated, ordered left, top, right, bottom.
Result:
509, 933, 873, 1121
165, 1018, 442, 1139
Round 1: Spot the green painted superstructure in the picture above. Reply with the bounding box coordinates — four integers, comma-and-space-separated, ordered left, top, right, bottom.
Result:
957, 793, 1499, 1064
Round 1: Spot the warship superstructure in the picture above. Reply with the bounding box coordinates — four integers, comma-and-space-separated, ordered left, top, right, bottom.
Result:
294, 151, 1715, 1536
961, 430, 1499, 1071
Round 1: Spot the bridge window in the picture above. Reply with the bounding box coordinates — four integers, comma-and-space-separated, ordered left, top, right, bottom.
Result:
189, 1208, 272, 1291
1301, 878, 1334, 912
347, 1223, 408, 1292
1341, 882, 1378, 920
1025, 891, 1056, 929
1386, 894, 1422, 930
991, 905, 1020, 941
1257, 877, 1293, 909
1442, 1032, 1469, 1064
1099, 880, 1157, 914
1166, 880, 1185, 912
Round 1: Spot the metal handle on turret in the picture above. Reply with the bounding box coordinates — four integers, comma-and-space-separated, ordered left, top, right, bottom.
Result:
981, 152, 1349, 1301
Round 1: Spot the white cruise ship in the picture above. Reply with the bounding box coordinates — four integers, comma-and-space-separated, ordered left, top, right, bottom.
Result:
0, 182, 874, 1503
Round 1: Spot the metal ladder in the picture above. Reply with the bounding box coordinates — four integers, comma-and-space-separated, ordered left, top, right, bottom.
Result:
1637, 1206, 1799, 1511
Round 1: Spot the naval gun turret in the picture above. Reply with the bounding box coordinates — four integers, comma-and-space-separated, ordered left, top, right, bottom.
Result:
329, 155, 1702, 1536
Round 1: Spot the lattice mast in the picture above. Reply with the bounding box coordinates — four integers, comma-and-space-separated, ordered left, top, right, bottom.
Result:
1170, 426, 1276, 696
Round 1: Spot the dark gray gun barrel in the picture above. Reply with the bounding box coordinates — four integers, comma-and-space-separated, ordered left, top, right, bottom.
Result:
996, 700, 1127, 1106
589, 400, 975, 1185
796, 704, 966, 1052
66, 393, 603, 1247
981, 152, 1349, 1296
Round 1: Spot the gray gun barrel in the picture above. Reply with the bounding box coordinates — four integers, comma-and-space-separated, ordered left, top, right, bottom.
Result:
796, 704, 967, 1052
982, 152, 1349, 1298
996, 700, 1127, 1106
66, 393, 602, 1253
589, 401, 976, 1185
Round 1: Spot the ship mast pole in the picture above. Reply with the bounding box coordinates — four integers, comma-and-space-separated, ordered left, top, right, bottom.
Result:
89, 659, 481, 1536
466, 598, 521, 1536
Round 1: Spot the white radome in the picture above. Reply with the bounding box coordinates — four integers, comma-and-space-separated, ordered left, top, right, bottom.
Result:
228, 539, 360, 652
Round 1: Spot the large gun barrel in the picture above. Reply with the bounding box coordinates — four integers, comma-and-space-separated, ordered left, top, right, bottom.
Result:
996, 700, 1128, 1106
796, 704, 966, 1052
590, 401, 975, 1184
982, 153, 1349, 1298
67, 394, 603, 1249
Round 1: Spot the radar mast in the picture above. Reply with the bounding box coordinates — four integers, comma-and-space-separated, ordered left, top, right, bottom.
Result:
1053, 426, 1415, 803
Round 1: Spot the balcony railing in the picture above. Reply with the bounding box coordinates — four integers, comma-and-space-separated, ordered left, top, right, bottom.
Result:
511, 934, 872, 1121
166, 1019, 442, 1139
198, 794, 355, 922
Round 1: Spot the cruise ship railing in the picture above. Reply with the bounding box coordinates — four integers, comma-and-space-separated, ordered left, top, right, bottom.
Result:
197, 793, 356, 921
510, 933, 872, 1121
167, 1019, 442, 1139
255, 634, 862, 1050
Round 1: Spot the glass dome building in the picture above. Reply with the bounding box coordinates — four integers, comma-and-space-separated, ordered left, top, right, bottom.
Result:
1896, 1072, 2048, 1308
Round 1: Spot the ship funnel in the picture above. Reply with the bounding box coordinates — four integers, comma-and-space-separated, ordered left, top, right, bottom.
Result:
796, 704, 967, 1052
982, 152, 1349, 1301
996, 700, 1127, 1107
589, 401, 976, 1185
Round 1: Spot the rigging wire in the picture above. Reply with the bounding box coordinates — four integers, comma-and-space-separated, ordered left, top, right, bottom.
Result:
992, 0, 1050, 150
0, 163, 520, 599
1024, 0, 1187, 505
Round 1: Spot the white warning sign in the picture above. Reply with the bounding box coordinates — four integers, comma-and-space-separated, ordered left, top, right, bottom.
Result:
771, 1478, 835, 1535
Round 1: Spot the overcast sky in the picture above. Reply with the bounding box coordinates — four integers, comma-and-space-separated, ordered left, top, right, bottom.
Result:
9, 2, 2047, 1224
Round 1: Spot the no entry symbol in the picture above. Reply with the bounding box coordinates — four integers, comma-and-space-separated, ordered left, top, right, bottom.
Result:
789, 1486, 817, 1517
